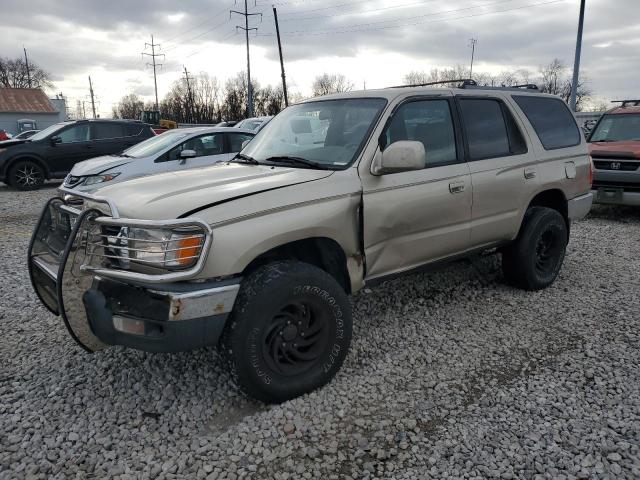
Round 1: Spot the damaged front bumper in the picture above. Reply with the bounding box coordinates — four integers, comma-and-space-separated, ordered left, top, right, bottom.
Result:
28, 191, 239, 353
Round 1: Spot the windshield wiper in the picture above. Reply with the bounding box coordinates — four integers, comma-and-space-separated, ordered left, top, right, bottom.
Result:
264, 156, 326, 170
230, 153, 260, 165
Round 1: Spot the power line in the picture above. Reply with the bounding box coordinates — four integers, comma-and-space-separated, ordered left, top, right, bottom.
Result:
264, 0, 441, 21
256, 0, 566, 37
231, 0, 262, 118
142, 35, 165, 111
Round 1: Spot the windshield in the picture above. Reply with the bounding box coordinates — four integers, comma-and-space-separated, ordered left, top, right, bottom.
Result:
29, 123, 70, 141
590, 114, 640, 142
123, 130, 190, 158
242, 98, 387, 169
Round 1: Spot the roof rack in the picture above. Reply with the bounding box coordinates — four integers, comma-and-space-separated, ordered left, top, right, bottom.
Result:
388, 78, 539, 92
388, 78, 476, 89
612, 100, 640, 107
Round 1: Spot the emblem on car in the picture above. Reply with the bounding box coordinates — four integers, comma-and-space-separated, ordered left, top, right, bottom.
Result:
611, 162, 621, 170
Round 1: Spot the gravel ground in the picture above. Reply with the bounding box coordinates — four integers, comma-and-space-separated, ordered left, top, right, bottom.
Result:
1, 184, 639, 480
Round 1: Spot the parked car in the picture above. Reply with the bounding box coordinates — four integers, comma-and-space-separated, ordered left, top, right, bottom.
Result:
216, 120, 239, 127
0, 129, 12, 141
13, 129, 40, 140
588, 100, 640, 206
235, 116, 273, 132
28, 84, 592, 403
63, 127, 256, 192
0, 119, 154, 190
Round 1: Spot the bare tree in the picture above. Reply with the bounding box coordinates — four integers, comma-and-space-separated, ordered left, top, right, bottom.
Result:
311, 73, 354, 97
111, 93, 145, 120
0, 56, 53, 89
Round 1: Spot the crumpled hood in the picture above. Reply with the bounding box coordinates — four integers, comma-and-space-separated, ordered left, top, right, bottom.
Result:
589, 141, 640, 159
92, 162, 334, 220
70, 155, 133, 176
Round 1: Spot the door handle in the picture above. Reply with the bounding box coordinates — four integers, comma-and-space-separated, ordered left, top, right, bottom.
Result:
524, 167, 536, 179
449, 181, 465, 194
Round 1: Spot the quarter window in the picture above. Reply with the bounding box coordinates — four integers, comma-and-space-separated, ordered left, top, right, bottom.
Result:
383, 99, 458, 167
513, 95, 581, 150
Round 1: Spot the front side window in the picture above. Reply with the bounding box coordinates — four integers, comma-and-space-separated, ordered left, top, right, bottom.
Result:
29, 123, 69, 141
590, 114, 640, 142
241, 98, 387, 169
125, 130, 190, 159
166, 133, 224, 161
382, 99, 457, 167
57, 124, 90, 143
228, 132, 254, 152
513, 95, 581, 150
92, 123, 124, 140
459, 98, 511, 160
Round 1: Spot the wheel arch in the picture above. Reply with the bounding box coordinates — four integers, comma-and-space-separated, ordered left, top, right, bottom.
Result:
5, 155, 51, 180
526, 188, 569, 232
241, 236, 354, 294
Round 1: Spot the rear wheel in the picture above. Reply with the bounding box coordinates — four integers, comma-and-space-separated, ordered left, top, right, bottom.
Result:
502, 206, 568, 290
220, 261, 352, 403
9, 160, 45, 190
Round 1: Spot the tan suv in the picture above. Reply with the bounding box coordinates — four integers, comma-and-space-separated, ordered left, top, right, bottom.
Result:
28, 81, 593, 403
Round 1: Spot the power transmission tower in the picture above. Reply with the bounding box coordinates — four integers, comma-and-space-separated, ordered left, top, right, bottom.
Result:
468, 38, 478, 79
183, 66, 195, 123
142, 35, 165, 112
88, 76, 97, 119
231, 1, 262, 117
570, 0, 586, 112
272, 6, 289, 107
23, 47, 32, 88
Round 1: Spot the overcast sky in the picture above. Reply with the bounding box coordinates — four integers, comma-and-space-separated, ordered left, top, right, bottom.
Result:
2, 0, 638, 117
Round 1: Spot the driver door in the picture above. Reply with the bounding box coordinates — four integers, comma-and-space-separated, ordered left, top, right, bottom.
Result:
361, 96, 473, 280
163, 132, 228, 172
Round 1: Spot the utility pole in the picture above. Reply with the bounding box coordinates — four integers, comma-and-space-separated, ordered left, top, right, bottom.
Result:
88, 76, 97, 119
23, 47, 32, 88
142, 35, 164, 112
232, 1, 261, 117
183, 66, 194, 124
468, 38, 478, 79
570, 0, 586, 112
272, 6, 289, 107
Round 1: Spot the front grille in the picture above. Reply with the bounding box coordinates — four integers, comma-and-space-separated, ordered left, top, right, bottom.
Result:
593, 181, 640, 193
593, 160, 639, 171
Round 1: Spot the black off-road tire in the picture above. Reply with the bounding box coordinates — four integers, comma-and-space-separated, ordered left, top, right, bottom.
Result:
9, 160, 45, 190
502, 206, 568, 291
220, 261, 352, 403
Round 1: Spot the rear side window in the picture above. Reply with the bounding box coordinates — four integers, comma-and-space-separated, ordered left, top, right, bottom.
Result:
92, 123, 124, 140
513, 96, 581, 150
459, 99, 511, 160
228, 132, 255, 152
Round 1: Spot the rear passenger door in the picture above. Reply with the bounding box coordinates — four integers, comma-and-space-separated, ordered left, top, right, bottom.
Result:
456, 96, 535, 247
361, 96, 473, 279
90, 122, 126, 159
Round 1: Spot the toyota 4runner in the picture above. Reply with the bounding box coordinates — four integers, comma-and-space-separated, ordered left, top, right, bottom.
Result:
28, 82, 593, 403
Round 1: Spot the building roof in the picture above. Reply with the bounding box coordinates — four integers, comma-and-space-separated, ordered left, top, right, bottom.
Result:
0, 88, 57, 114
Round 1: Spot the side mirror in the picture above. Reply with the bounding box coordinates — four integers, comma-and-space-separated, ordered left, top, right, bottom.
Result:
241, 139, 251, 149
371, 140, 426, 175
50, 135, 62, 145
179, 149, 196, 164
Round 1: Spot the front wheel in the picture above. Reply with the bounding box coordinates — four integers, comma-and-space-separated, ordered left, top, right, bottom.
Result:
9, 160, 45, 190
220, 261, 352, 403
502, 206, 568, 290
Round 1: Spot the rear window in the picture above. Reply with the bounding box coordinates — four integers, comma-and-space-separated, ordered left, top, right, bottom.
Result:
126, 124, 144, 136
513, 96, 581, 150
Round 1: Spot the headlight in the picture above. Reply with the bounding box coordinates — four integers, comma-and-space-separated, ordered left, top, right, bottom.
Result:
104, 226, 205, 270
84, 173, 121, 186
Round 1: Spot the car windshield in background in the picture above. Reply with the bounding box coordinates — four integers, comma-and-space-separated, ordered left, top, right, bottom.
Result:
590, 114, 640, 142
242, 98, 387, 169
123, 130, 190, 158
28, 123, 70, 141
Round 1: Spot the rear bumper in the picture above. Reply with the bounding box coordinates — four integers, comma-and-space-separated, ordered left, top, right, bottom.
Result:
567, 192, 593, 220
